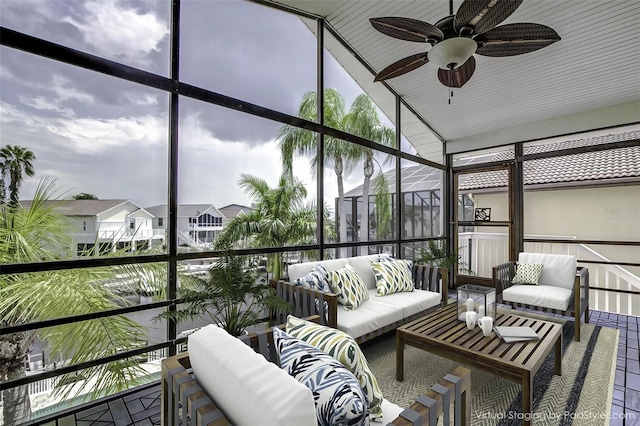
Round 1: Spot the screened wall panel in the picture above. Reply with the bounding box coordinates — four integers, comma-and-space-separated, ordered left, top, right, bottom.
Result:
0, 0, 171, 76
180, 0, 316, 120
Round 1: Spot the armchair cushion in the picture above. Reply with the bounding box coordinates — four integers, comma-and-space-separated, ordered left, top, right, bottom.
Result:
188, 325, 316, 426
518, 253, 577, 290
286, 315, 384, 421
329, 264, 370, 310
511, 263, 544, 285
502, 284, 573, 311
273, 327, 369, 426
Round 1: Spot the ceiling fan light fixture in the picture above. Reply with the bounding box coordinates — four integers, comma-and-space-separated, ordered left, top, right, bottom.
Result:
428, 37, 477, 69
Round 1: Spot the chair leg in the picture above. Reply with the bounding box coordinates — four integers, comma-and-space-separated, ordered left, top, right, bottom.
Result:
574, 309, 581, 342
585, 305, 590, 324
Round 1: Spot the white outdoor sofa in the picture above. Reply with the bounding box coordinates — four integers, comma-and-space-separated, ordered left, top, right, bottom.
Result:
271, 254, 448, 343
161, 319, 471, 425
493, 252, 589, 341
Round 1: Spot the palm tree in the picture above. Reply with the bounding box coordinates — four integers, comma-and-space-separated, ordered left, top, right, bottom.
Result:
278, 89, 361, 254
214, 174, 326, 279
0, 145, 36, 207
0, 179, 152, 424
343, 94, 395, 251
277, 89, 394, 254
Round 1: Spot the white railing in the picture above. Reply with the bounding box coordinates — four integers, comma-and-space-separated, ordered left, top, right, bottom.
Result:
458, 232, 640, 316
27, 375, 59, 396
96, 229, 160, 239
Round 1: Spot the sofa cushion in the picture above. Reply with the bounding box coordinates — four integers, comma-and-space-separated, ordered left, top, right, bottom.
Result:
294, 263, 332, 293
188, 325, 316, 426
372, 259, 414, 296
273, 327, 369, 426
286, 315, 384, 422
503, 284, 573, 311
368, 288, 441, 319
512, 263, 544, 285
288, 255, 381, 291
518, 253, 577, 290
329, 264, 370, 310
381, 399, 404, 424
347, 255, 383, 290
336, 298, 404, 339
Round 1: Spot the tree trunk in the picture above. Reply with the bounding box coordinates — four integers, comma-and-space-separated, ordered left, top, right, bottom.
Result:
335, 158, 347, 258
1, 333, 32, 425
359, 155, 374, 256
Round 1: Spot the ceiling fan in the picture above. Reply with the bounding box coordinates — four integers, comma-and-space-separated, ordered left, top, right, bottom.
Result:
370, 0, 560, 91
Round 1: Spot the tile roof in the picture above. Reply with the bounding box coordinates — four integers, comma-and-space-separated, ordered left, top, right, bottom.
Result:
459, 131, 640, 191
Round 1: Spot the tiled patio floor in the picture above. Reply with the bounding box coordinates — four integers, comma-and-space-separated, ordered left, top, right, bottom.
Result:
30, 309, 639, 426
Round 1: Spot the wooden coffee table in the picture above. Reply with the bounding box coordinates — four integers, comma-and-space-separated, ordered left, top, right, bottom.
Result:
396, 303, 563, 426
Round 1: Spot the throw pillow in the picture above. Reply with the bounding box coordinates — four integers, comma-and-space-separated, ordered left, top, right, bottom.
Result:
512, 263, 544, 285
286, 315, 384, 422
272, 327, 369, 426
371, 259, 414, 296
294, 264, 332, 293
379, 255, 413, 272
328, 263, 369, 310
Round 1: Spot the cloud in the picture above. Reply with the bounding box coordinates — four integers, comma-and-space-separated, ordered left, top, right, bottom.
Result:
63, 0, 168, 67
18, 96, 76, 118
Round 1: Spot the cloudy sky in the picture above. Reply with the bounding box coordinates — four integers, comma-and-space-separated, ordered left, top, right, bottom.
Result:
0, 0, 388, 209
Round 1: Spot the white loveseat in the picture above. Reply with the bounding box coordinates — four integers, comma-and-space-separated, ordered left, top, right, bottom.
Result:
161, 321, 471, 426
273, 254, 447, 343
493, 252, 589, 341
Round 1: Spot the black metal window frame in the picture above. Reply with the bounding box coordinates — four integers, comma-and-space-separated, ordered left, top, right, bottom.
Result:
0, 0, 446, 396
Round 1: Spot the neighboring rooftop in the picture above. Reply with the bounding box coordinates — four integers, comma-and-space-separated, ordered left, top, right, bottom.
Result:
145, 204, 224, 218
218, 204, 253, 219
460, 132, 640, 191
19, 199, 133, 216
344, 131, 639, 197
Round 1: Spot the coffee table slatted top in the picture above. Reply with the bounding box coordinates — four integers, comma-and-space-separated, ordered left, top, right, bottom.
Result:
398, 303, 563, 381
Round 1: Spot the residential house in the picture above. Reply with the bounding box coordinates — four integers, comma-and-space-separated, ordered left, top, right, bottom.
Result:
19, 199, 162, 256
145, 204, 225, 248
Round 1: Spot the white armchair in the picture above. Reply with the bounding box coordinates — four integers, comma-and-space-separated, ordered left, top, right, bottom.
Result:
493, 252, 589, 341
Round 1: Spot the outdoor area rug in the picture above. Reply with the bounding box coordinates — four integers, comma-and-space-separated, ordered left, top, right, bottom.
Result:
361, 312, 619, 425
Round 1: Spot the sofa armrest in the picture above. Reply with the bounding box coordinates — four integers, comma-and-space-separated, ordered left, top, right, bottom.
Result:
413, 265, 449, 306
270, 279, 339, 329
390, 366, 471, 426
492, 261, 517, 296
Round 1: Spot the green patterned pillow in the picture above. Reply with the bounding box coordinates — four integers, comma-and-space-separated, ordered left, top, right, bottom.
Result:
328, 263, 369, 310
286, 315, 384, 422
371, 259, 414, 296
512, 263, 544, 285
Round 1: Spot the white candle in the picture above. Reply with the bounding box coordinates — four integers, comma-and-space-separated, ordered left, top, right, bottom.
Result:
466, 297, 474, 312
478, 306, 485, 317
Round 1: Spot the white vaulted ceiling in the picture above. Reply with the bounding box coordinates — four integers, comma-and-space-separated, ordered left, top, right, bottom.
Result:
267, 0, 640, 154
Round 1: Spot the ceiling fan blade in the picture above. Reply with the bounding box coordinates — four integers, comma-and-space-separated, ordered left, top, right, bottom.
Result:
370, 17, 444, 43
437, 56, 476, 88
454, 0, 523, 36
475, 23, 561, 57
374, 52, 429, 81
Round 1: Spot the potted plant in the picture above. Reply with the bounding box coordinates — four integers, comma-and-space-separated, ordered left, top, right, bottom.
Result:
159, 249, 291, 337
416, 240, 460, 270
415, 240, 475, 289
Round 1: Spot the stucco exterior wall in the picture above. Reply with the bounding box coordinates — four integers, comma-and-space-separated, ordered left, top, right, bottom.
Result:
472, 185, 640, 243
